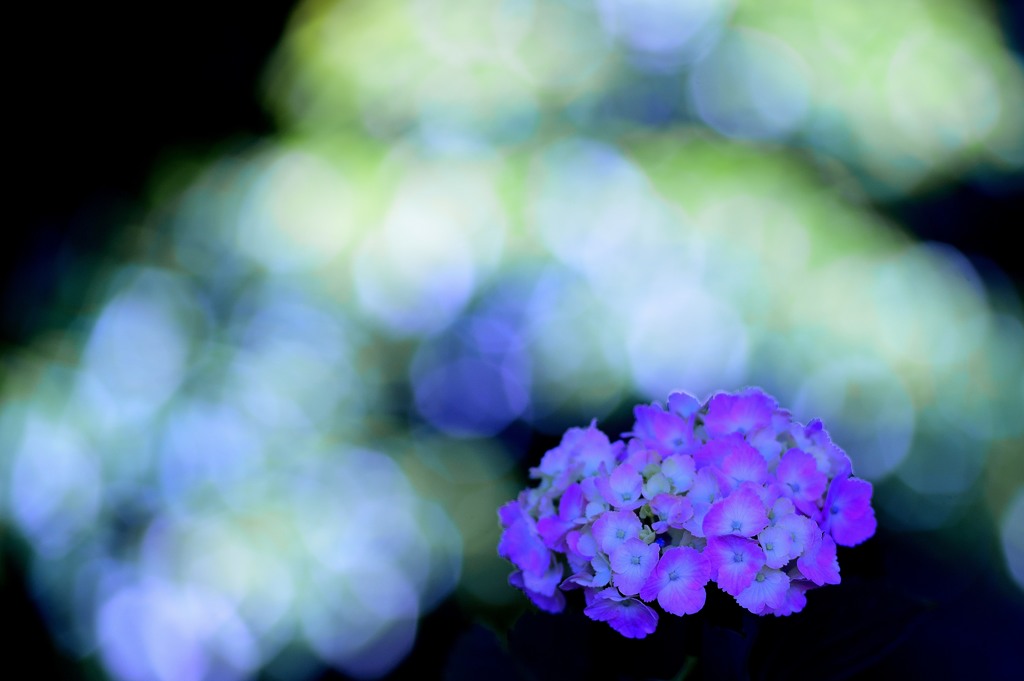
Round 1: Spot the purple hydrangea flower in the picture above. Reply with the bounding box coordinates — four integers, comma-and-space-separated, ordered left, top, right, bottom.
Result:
631, 404, 697, 454
721, 441, 769, 488
592, 509, 642, 554
610, 538, 661, 596
498, 386, 876, 637
797, 531, 841, 586
497, 502, 549, 574
650, 493, 693, 532
757, 525, 794, 569
772, 578, 811, 617
509, 569, 566, 613
583, 588, 659, 638
792, 419, 850, 479
776, 511, 817, 556
705, 534, 766, 596
641, 474, 670, 502
661, 454, 696, 493
694, 433, 747, 470
595, 464, 645, 511
668, 391, 700, 418
563, 552, 612, 589
736, 567, 790, 614
823, 476, 877, 547
776, 448, 828, 515
640, 546, 710, 615
703, 388, 777, 438
566, 528, 598, 559
537, 483, 585, 550
684, 467, 727, 537
702, 485, 769, 538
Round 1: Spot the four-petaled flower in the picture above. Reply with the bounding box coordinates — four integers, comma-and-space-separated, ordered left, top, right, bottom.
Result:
640, 546, 711, 615
610, 538, 661, 596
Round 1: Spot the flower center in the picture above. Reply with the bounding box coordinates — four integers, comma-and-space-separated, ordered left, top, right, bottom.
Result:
631, 556, 641, 566
616, 529, 626, 539
731, 520, 742, 532
755, 572, 766, 583
732, 552, 744, 563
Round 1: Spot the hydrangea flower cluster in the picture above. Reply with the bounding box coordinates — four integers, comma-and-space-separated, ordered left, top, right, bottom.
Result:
498, 388, 876, 638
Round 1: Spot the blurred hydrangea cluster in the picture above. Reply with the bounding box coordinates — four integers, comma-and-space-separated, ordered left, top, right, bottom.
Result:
499, 387, 876, 638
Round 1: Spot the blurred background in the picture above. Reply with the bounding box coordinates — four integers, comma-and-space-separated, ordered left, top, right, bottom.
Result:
4, 0, 1024, 679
